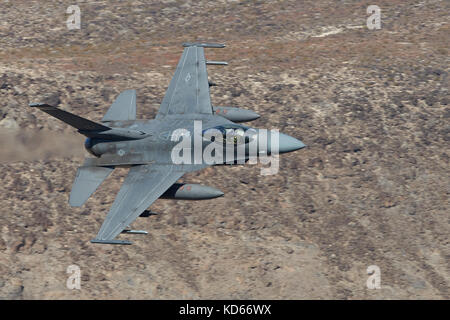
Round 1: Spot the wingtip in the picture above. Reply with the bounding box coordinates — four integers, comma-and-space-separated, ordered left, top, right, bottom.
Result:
90, 239, 133, 245
182, 42, 226, 48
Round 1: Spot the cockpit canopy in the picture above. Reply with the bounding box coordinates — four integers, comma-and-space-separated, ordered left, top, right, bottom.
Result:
202, 124, 258, 145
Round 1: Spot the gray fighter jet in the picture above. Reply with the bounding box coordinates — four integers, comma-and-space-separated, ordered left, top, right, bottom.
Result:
30, 43, 305, 245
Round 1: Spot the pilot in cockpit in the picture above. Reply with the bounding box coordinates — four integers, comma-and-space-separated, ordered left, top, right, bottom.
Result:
203, 125, 257, 145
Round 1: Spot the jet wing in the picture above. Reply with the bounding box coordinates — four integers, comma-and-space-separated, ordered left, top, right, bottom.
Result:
156, 45, 216, 118
91, 164, 184, 244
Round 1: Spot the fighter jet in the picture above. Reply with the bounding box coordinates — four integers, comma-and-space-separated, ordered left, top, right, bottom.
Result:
30, 42, 305, 245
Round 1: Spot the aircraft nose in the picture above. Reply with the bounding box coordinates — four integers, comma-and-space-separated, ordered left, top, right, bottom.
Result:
277, 133, 306, 153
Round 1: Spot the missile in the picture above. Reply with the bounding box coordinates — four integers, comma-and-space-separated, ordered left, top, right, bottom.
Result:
121, 230, 148, 235
213, 106, 260, 123
161, 183, 224, 200
206, 60, 228, 66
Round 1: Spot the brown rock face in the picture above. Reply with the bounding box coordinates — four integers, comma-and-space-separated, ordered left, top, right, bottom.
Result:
0, 1, 448, 299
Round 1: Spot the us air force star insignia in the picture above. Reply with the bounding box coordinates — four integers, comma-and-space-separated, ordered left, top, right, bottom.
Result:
185, 73, 191, 82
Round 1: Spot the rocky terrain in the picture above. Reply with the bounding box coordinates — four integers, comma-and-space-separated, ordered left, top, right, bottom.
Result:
0, 0, 448, 299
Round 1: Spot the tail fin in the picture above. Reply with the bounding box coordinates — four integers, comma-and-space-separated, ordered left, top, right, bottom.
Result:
102, 89, 136, 122
31, 102, 149, 140
69, 166, 114, 207
30, 103, 110, 132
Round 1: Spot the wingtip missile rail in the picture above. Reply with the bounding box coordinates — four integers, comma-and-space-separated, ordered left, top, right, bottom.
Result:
182, 42, 226, 48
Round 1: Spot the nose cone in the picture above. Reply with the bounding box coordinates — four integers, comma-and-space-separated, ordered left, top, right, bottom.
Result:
278, 133, 306, 153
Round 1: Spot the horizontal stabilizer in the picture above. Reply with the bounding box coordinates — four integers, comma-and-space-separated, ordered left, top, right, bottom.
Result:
69, 166, 114, 207
182, 42, 225, 48
30, 103, 110, 132
102, 89, 137, 122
